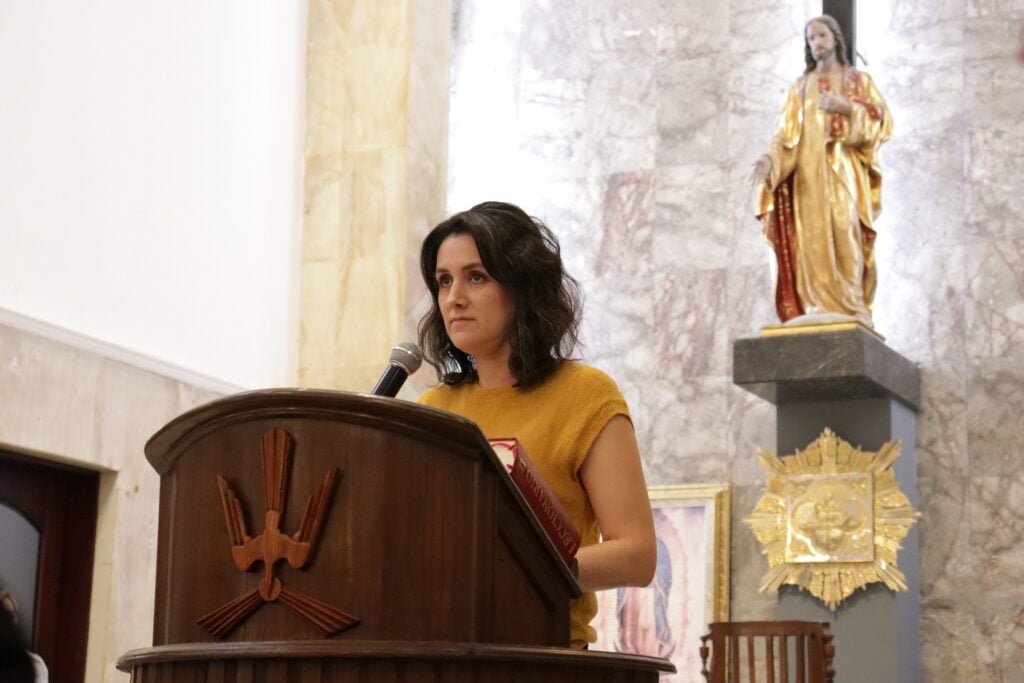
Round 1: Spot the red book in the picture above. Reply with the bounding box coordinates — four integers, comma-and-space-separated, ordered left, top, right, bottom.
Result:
489, 437, 581, 565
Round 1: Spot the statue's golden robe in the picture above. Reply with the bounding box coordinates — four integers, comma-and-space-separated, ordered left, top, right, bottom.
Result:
757, 67, 892, 325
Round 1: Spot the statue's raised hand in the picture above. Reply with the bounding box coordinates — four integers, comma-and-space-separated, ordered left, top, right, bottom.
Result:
819, 91, 852, 115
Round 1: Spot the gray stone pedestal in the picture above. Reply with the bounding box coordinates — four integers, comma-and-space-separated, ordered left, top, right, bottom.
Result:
733, 327, 922, 683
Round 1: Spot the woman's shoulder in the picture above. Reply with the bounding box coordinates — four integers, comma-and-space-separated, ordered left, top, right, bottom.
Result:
551, 362, 631, 428
417, 382, 456, 407
556, 361, 623, 394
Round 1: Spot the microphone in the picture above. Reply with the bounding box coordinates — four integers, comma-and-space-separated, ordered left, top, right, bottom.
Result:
371, 342, 423, 397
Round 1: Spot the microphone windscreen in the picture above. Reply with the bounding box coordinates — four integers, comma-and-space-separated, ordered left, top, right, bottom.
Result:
389, 341, 423, 374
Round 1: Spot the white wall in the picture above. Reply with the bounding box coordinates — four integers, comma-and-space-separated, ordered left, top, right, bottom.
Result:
0, 1, 306, 389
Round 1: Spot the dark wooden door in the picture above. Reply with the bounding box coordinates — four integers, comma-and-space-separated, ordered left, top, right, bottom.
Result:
0, 449, 99, 683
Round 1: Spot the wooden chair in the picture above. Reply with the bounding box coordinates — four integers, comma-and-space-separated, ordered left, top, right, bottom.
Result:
699, 621, 835, 683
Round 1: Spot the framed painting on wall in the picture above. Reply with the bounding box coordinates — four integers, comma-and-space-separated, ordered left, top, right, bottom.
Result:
592, 484, 730, 681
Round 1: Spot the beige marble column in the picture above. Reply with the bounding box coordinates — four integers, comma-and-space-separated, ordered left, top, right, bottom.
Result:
299, 0, 450, 390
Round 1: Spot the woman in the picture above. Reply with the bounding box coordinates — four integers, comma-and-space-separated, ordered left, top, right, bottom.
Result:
416, 201, 657, 649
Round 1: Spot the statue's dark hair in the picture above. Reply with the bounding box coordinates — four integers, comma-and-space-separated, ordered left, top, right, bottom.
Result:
417, 201, 582, 389
804, 15, 850, 73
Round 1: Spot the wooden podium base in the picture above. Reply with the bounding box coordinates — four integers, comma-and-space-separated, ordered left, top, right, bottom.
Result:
127, 391, 676, 681
118, 640, 674, 682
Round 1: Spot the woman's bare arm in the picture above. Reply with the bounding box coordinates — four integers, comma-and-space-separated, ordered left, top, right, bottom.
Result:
574, 415, 657, 592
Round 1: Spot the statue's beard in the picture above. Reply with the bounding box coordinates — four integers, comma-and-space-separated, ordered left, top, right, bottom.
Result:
815, 46, 836, 63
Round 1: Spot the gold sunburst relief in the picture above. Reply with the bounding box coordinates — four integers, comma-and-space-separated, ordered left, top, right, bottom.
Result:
745, 428, 920, 611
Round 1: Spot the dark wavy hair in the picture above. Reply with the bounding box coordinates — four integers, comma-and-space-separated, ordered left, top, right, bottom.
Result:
417, 201, 582, 389
804, 15, 850, 73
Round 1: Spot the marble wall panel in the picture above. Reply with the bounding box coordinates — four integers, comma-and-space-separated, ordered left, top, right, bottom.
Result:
520, 176, 604, 279
300, 0, 410, 391
587, 62, 657, 176
967, 0, 1024, 18
520, 0, 590, 83
918, 474, 973, 597
341, 47, 411, 151
650, 269, 730, 382
723, 179, 770, 273
966, 356, 1024, 476
889, 0, 968, 29
302, 155, 351, 262
657, 0, 729, 60
918, 369, 970, 479
406, 0, 452, 232
873, 243, 968, 368
918, 474, 1024, 680
399, 0, 448, 356
727, 1, 815, 62
656, 54, 729, 168
304, 0, 452, 392
881, 124, 966, 255
316, 0, 410, 45
304, 60, 348, 156
876, 26, 966, 255
581, 274, 656, 386
298, 260, 342, 383
592, 170, 655, 276
915, 371, 972, 601
968, 474, 1024, 589
725, 264, 776, 345
402, 0, 453, 358
964, 19, 1024, 243
722, 6, 810, 277
652, 163, 734, 271
631, 377, 731, 485
965, 123, 1024, 243
591, 0, 658, 63
726, 65, 796, 163
518, 78, 591, 181
919, 596, 1023, 682
964, 239, 1024, 361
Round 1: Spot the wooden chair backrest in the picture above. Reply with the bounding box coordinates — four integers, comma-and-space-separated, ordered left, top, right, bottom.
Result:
699, 621, 835, 683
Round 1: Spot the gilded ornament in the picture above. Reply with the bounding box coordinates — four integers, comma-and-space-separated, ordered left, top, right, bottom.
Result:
745, 428, 919, 610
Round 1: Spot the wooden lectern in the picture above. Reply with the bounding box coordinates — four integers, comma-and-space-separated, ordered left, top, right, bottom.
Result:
118, 389, 674, 681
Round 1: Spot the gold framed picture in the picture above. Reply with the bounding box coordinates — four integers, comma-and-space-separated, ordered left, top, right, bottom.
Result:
593, 484, 730, 680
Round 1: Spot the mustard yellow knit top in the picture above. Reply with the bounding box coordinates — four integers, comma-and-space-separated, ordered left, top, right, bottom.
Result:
417, 361, 630, 648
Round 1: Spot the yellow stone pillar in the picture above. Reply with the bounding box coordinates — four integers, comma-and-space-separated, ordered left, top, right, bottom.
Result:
299, 0, 450, 390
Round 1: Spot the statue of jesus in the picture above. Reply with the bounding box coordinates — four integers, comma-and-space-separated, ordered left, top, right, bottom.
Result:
750, 15, 893, 328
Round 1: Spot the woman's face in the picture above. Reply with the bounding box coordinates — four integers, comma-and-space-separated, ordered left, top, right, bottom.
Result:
806, 21, 836, 61
434, 233, 515, 362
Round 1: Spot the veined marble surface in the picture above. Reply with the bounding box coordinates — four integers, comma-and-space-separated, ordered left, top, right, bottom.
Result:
301, 0, 450, 395
445, 0, 1024, 679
